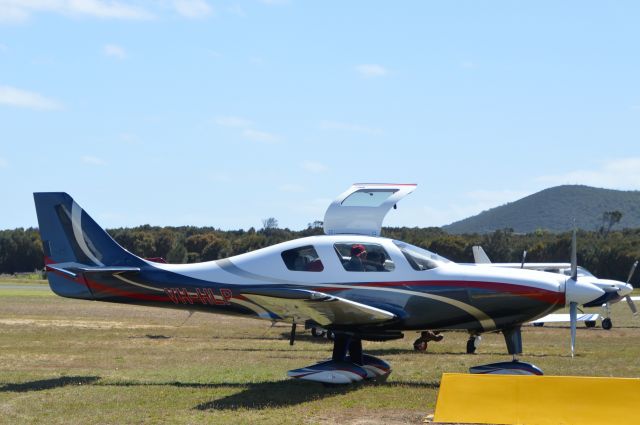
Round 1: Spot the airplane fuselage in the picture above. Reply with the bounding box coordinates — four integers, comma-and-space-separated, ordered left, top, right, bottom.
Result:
48, 235, 568, 334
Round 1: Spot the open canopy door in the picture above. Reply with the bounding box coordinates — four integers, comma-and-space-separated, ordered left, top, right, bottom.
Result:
323, 183, 417, 236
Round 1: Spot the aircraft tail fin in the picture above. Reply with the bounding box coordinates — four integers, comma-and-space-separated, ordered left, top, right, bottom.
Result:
472, 246, 492, 264
33, 192, 144, 299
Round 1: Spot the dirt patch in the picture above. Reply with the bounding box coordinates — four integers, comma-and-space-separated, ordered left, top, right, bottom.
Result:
0, 318, 180, 330
309, 408, 426, 424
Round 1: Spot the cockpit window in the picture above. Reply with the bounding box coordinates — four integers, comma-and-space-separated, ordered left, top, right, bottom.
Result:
561, 266, 594, 278
341, 189, 399, 207
281, 245, 324, 272
393, 241, 451, 271
334, 243, 395, 272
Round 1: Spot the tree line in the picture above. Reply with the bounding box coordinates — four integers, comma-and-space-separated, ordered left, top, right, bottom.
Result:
1, 225, 639, 284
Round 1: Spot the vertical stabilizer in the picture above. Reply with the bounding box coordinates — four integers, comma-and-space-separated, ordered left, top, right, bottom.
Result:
33, 192, 144, 298
472, 246, 492, 264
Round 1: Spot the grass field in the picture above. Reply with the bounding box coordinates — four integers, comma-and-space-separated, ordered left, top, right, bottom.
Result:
1, 278, 639, 424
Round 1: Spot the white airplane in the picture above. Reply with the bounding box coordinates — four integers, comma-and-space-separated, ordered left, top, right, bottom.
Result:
33, 184, 604, 384
472, 246, 637, 330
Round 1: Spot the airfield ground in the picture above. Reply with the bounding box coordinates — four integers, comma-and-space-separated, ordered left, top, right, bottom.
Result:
1, 277, 639, 424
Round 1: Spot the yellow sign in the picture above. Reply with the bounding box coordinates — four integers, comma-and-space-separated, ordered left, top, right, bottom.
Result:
433, 373, 640, 425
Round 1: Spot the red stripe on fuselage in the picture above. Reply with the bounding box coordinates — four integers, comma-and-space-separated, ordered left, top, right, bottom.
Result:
48, 272, 169, 303
83, 277, 169, 302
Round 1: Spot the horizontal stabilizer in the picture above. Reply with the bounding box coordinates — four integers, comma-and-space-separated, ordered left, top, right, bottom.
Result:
46, 262, 140, 278
241, 287, 396, 326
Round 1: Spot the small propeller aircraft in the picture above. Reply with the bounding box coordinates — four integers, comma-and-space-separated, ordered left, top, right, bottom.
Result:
34, 184, 604, 384
472, 246, 638, 330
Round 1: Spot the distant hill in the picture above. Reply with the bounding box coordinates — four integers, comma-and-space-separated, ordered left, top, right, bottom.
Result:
443, 185, 640, 234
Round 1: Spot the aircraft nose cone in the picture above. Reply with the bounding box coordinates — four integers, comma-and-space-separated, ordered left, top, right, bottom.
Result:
618, 283, 634, 297
565, 278, 604, 306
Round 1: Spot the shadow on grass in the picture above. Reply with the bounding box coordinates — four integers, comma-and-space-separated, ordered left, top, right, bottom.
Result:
84, 378, 439, 410
144, 334, 171, 339
278, 332, 335, 344
0, 376, 439, 409
194, 379, 440, 410
0, 376, 100, 393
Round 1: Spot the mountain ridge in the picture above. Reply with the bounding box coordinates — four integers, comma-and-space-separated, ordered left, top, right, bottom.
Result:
442, 185, 640, 234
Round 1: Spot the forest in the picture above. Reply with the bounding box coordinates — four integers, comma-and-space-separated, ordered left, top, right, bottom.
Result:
1, 224, 640, 284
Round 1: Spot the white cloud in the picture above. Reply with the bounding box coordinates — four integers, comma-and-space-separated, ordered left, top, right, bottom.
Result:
215, 116, 282, 144
279, 183, 305, 193
119, 133, 139, 144
300, 160, 327, 173
0, 85, 62, 110
173, 0, 212, 18
320, 120, 382, 136
227, 4, 245, 17
81, 155, 106, 165
0, 43, 7, 52
242, 129, 280, 143
0, 3, 29, 22
0, 0, 155, 23
461, 61, 478, 69
536, 157, 640, 190
259, 0, 289, 5
355, 64, 388, 78
0, 157, 7, 168
215, 115, 252, 128
104, 43, 126, 59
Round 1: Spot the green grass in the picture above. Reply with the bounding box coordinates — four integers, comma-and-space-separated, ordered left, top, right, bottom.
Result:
1, 279, 639, 424
0, 273, 47, 285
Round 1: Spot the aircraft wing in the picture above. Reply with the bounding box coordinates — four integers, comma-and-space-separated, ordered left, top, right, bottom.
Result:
529, 313, 600, 324
240, 288, 396, 327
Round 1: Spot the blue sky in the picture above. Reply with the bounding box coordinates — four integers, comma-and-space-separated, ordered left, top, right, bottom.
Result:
1, 1, 639, 231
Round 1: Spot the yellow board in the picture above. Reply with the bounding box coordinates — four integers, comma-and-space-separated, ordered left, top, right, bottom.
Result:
433, 373, 640, 425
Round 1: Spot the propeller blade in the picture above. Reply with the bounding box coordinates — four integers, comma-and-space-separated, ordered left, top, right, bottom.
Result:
626, 295, 638, 316
570, 227, 578, 281
520, 250, 527, 269
627, 261, 638, 284
570, 301, 577, 358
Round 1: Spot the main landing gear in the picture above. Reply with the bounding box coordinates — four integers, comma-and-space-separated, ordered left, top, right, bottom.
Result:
413, 330, 444, 351
469, 327, 544, 375
466, 334, 482, 354
586, 305, 613, 329
601, 303, 613, 330
288, 333, 391, 384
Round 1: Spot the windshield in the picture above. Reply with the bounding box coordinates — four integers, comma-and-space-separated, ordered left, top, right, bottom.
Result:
393, 240, 451, 271
562, 266, 594, 278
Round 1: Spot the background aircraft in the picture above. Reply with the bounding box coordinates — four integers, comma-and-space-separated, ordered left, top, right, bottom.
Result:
34, 184, 603, 384
472, 246, 637, 330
